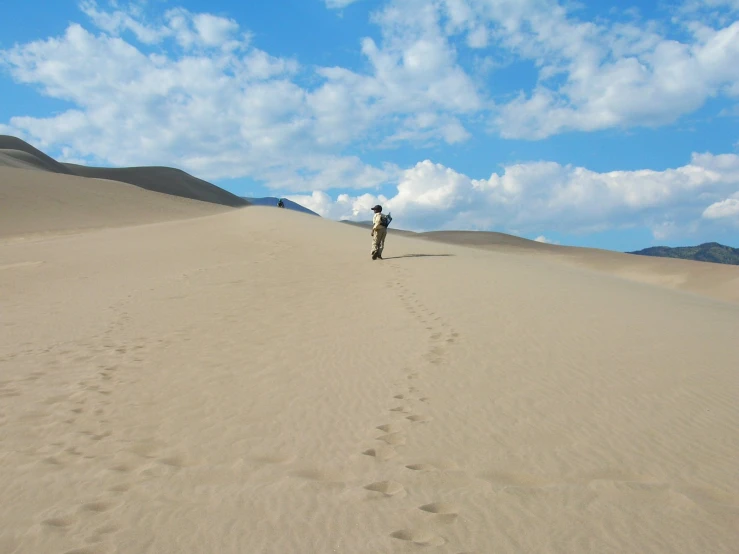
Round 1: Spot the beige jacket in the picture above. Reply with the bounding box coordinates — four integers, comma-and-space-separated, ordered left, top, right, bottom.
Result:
372, 212, 385, 232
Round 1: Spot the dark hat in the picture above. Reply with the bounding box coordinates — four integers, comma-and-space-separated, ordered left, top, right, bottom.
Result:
371, 205, 382, 212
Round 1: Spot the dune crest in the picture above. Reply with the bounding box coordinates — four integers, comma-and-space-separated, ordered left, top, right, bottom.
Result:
0, 135, 248, 207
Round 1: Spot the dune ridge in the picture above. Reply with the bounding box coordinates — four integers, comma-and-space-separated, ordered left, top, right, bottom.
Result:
0, 135, 248, 207
0, 135, 75, 174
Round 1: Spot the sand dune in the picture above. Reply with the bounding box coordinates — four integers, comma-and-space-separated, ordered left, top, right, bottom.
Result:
0, 149, 71, 173
0, 135, 248, 207
417, 230, 739, 304
0, 136, 75, 175
0, 167, 232, 240
343, 224, 739, 304
63, 163, 249, 208
1, 198, 737, 553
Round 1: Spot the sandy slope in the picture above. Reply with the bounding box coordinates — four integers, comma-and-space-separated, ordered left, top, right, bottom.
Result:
0, 135, 248, 207
0, 167, 233, 240
1, 206, 738, 554
343, 224, 739, 303
417, 231, 739, 304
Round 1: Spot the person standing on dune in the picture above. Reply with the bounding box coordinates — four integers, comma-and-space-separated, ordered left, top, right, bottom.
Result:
370, 205, 391, 260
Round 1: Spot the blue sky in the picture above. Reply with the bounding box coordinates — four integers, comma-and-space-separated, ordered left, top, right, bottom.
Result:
1, 0, 738, 251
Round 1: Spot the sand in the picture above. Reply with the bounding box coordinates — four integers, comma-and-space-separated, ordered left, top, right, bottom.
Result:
1, 177, 738, 553
0, 135, 249, 207
0, 167, 232, 240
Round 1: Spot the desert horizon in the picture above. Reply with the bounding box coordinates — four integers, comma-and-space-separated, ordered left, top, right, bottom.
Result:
2, 158, 738, 553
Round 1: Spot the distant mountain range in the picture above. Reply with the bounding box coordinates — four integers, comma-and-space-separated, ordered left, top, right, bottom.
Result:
241, 197, 319, 216
628, 242, 739, 266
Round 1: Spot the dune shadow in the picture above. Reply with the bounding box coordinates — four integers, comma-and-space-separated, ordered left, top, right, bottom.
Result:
383, 254, 454, 260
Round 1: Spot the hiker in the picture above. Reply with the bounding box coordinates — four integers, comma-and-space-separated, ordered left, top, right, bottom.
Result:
370, 204, 391, 260
277, 199, 285, 208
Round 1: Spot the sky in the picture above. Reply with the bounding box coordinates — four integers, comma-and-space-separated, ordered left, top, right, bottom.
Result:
1, 0, 738, 251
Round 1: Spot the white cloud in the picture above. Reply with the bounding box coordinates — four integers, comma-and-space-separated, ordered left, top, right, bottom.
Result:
79, 1, 243, 50
0, 9, 394, 189
325, 0, 364, 8
534, 235, 558, 244
308, 1, 484, 146
431, 0, 739, 138
192, 14, 240, 47
79, 0, 166, 44
0, 1, 483, 186
703, 194, 739, 220
3, 0, 739, 162
287, 191, 390, 221
294, 153, 739, 238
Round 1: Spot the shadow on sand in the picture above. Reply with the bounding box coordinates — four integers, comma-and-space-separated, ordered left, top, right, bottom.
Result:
382, 254, 454, 260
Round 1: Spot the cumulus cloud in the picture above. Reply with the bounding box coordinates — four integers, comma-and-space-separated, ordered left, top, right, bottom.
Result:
0, 7, 399, 189
324, 0, 739, 139
431, 0, 739, 138
293, 153, 739, 238
0, 1, 483, 186
5, 0, 738, 169
534, 235, 558, 244
703, 194, 739, 220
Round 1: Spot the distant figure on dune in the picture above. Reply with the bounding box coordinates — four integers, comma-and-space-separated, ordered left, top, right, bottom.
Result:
277, 199, 285, 208
370, 205, 392, 260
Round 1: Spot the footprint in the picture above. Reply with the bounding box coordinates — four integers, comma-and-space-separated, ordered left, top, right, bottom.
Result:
363, 446, 398, 461
364, 481, 405, 496
376, 423, 404, 433
42, 516, 76, 529
80, 501, 112, 513
390, 406, 411, 413
407, 414, 432, 423
376, 433, 407, 446
390, 529, 445, 546
393, 394, 405, 399
406, 464, 436, 472
94, 523, 122, 536
419, 502, 460, 516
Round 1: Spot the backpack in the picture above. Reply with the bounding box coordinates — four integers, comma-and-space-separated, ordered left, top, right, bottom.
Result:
380, 212, 392, 228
